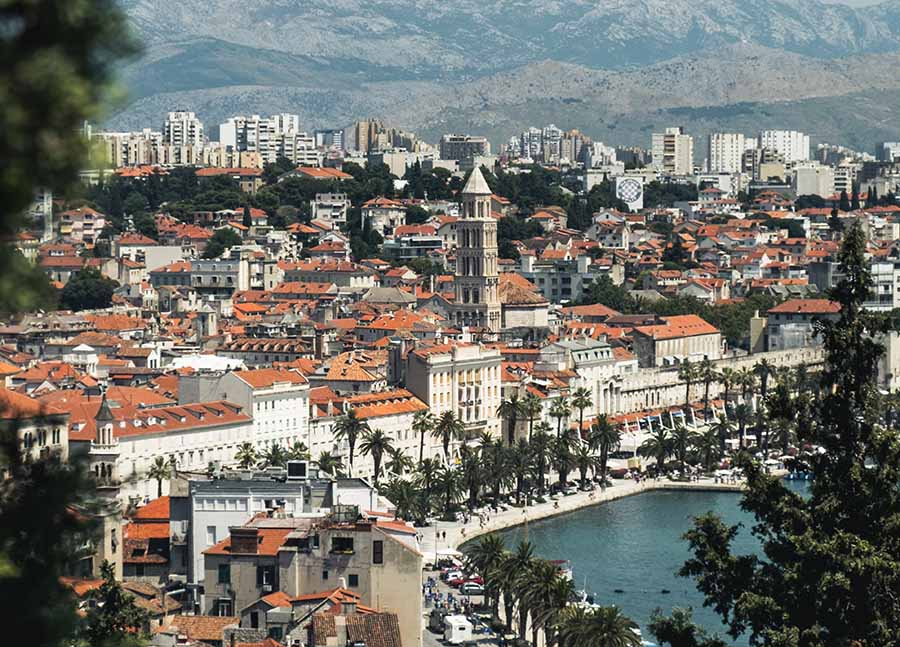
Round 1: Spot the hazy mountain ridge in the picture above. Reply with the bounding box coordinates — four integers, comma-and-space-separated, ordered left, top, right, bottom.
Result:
111, 0, 900, 148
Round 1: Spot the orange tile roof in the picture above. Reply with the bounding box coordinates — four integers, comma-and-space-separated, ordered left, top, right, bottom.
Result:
295, 167, 353, 180
768, 298, 840, 314
195, 167, 262, 177
124, 521, 169, 540
158, 616, 239, 642
233, 368, 308, 388
346, 389, 427, 420
204, 527, 293, 556
0, 388, 60, 420
132, 496, 170, 521
634, 315, 720, 340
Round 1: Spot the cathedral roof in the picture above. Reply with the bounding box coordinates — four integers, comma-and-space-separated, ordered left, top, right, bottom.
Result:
462, 167, 492, 196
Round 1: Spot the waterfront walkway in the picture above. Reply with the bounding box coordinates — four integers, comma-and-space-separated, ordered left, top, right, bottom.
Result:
420, 477, 752, 558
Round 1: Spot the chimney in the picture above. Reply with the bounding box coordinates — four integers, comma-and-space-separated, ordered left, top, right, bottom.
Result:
230, 526, 259, 554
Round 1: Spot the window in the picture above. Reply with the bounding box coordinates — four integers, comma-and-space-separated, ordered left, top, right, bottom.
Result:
322, 570, 329, 580
331, 537, 354, 553
135, 564, 145, 577
257, 565, 275, 587
348, 574, 359, 587
250, 611, 259, 629
207, 526, 217, 546
217, 599, 233, 616
218, 564, 230, 584
372, 538, 384, 564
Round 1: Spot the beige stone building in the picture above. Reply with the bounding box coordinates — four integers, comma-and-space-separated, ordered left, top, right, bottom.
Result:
631, 315, 722, 368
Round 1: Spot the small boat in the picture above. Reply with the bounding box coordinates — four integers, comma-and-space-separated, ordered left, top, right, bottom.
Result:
613, 588, 625, 593
660, 589, 671, 594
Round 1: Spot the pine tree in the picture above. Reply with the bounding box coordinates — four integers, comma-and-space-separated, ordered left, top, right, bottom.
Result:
242, 204, 252, 229
839, 189, 851, 212
657, 222, 900, 646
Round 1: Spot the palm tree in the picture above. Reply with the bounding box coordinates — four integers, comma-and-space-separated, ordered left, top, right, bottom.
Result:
678, 359, 697, 413
532, 570, 576, 647
556, 605, 641, 647
509, 439, 533, 506
492, 551, 521, 633
416, 457, 441, 496
385, 446, 414, 477
286, 441, 310, 461
315, 450, 343, 477
482, 440, 511, 502
518, 559, 567, 646
508, 541, 536, 639
549, 397, 570, 438
463, 533, 507, 618
458, 445, 483, 509
670, 423, 692, 474
435, 464, 461, 519
148, 456, 170, 498
719, 366, 736, 415
412, 410, 435, 466
260, 442, 286, 469
698, 358, 716, 421
737, 367, 756, 403
432, 410, 465, 463
573, 444, 600, 489
333, 409, 369, 477
530, 424, 553, 493
691, 427, 723, 471
639, 428, 671, 474
708, 416, 734, 454
754, 359, 775, 452
734, 403, 752, 449
382, 478, 424, 523
589, 415, 621, 486
235, 442, 257, 470
497, 393, 523, 445
521, 392, 543, 443
552, 431, 576, 487
359, 428, 394, 484
570, 387, 593, 440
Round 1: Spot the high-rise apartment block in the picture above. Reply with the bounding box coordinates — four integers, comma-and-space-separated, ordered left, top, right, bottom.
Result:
439, 134, 490, 161
758, 130, 810, 163
652, 127, 694, 175
708, 133, 750, 174
164, 111, 204, 148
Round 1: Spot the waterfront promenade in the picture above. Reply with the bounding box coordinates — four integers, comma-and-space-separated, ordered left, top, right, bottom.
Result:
421, 476, 754, 558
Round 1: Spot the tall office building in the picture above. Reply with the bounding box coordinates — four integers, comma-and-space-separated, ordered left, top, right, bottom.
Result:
758, 130, 810, 163
218, 114, 312, 165
708, 133, 749, 174
163, 111, 204, 148
652, 127, 694, 175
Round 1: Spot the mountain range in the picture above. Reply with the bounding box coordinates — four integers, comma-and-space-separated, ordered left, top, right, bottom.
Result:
111, 0, 900, 151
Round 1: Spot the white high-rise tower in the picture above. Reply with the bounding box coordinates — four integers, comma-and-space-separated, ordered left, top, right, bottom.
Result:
454, 167, 501, 333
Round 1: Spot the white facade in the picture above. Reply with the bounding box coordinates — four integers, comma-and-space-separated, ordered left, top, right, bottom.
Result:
793, 163, 835, 198
164, 111, 204, 148
652, 127, 694, 175
708, 133, 749, 174
759, 130, 810, 163
405, 344, 503, 442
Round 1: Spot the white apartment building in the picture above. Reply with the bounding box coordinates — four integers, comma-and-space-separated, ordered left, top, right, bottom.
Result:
311, 193, 351, 226
164, 111, 204, 148
218, 114, 315, 165
405, 343, 503, 442
584, 142, 618, 168
759, 130, 810, 163
792, 162, 835, 198
652, 127, 694, 175
708, 133, 750, 174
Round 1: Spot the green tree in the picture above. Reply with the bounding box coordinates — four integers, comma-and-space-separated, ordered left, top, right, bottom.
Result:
573, 443, 600, 489
839, 189, 851, 212
432, 410, 465, 464
555, 604, 641, 647
570, 387, 593, 440
521, 392, 543, 443
147, 456, 171, 498
384, 446, 414, 477
359, 428, 394, 484
202, 227, 242, 259
435, 464, 461, 519
315, 451, 343, 477
670, 222, 900, 646
412, 410, 435, 467
639, 428, 671, 473
463, 534, 507, 618
260, 442, 286, 469
497, 394, 523, 445
678, 360, 697, 413
649, 607, 727, 647
234, 442, 257, 469
80, 562, 149, 647
549, 397, 570, 438
333, 409, 369, 477
59, 267, 118, 311
589, 415, 622, 485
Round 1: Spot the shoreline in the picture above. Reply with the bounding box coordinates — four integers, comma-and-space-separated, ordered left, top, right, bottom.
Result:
421, 475, 780, 557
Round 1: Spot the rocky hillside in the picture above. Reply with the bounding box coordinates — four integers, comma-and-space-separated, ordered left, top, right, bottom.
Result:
111, 0, 900, 149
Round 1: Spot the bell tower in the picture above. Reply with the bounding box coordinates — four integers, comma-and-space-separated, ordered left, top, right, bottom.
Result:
453, 167, 502, 333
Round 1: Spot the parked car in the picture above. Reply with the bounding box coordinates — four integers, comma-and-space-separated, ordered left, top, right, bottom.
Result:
460, 582, 485, 596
